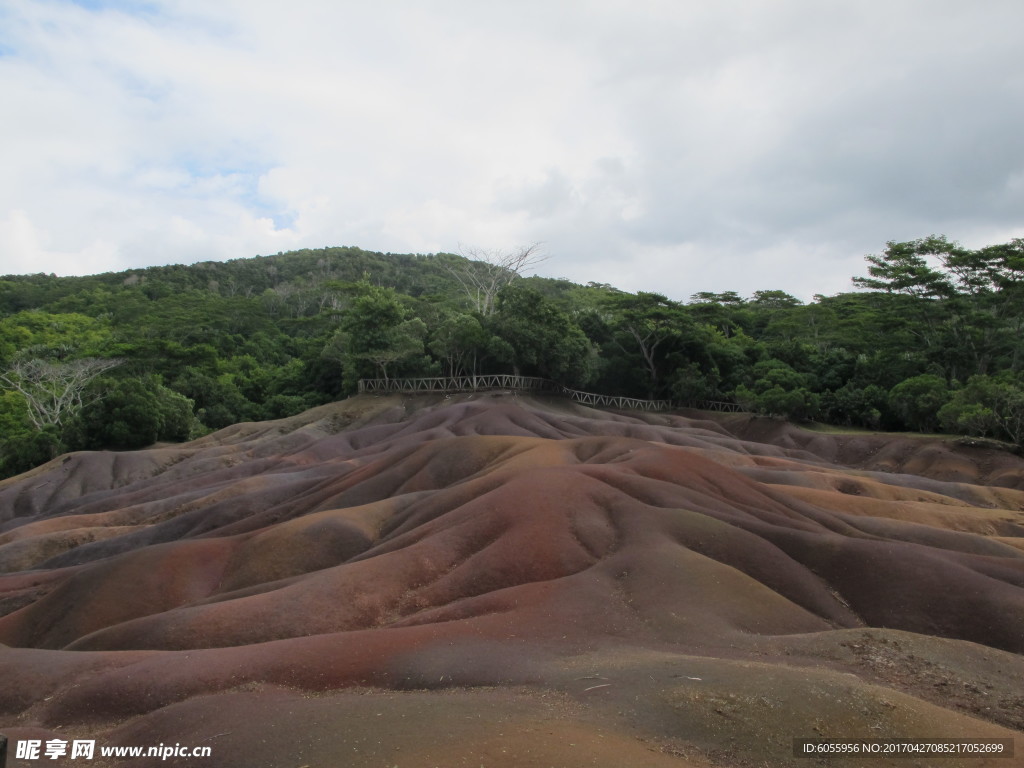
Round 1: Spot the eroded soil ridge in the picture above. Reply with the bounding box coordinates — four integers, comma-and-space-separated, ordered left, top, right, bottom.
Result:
1, 394, 1021, 767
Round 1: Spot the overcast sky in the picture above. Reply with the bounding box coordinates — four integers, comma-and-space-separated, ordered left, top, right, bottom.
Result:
2, 0, 1022, 302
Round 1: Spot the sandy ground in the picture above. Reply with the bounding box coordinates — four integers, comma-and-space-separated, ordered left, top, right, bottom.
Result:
1, 393, 1021, 767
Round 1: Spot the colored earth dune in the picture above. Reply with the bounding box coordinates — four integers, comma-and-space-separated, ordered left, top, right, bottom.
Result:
1, 394, 1022, 767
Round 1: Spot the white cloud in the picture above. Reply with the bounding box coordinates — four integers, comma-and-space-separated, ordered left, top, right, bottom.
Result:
1, 0, 1023, 301
0, 208, 119, 275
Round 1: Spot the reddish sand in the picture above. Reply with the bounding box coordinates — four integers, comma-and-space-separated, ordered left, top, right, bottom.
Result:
1, 393, 1021, 767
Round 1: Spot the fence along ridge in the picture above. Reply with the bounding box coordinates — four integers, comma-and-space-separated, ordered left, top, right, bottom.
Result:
356, 375, 742, 413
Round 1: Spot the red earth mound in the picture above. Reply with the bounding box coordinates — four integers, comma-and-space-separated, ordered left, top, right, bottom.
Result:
1, 393, 1022, 767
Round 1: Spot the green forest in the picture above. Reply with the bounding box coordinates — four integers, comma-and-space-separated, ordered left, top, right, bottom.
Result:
2, 235, 1022, 479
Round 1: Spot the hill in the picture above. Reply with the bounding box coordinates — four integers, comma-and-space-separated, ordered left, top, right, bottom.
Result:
3, 236, 1024, 480
1, 393, 1021, 767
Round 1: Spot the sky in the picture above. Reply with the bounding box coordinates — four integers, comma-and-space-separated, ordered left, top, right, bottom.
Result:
1, 0, 1022, 303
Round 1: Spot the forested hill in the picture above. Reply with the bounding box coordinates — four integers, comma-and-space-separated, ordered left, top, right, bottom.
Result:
1, 236, 1022, 478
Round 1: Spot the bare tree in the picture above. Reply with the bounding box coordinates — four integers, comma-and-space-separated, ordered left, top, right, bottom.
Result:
445, 243, 548, 316
1, 357, 123, 430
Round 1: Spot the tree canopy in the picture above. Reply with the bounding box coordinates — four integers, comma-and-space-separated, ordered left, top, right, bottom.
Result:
3, 236, 1023, 479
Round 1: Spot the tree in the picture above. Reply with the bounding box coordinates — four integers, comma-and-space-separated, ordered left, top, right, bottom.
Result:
491, 285, 595, 387
690, 291, 745, 305
887, 374, 950, 432
429, 313, 490, 377
938, 374, 1024, 446
445, 244, 547, 316
749, 290, 802, 310
361, 319, 429, 382
74, 375, 198, 449
851, 237, 991, 377
607, 292, 689, 397
965, 239, 1024, 372
734, 360, 820, 421
820, 382, 887, 429
328, 284, 432, 389
0, 356, 122, 431
170, 366, 258, 429
686, 293, 750, 338
670, 361, 721, 406
853, 237, 958, 299
0, 308, 118, 352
